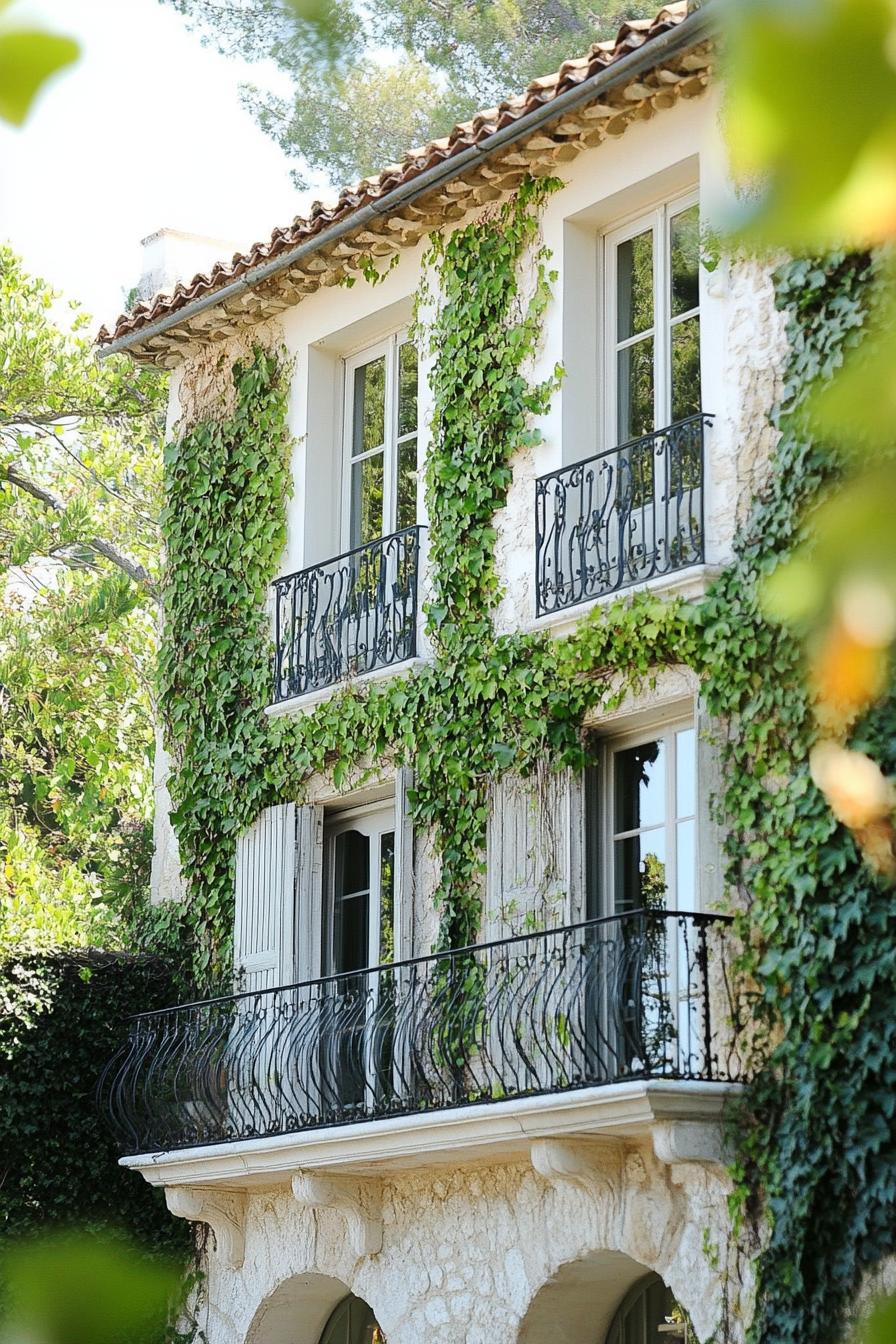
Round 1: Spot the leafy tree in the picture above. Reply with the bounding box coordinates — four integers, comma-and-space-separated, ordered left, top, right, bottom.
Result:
164, 0, 658, 187
0, 245, 165, 953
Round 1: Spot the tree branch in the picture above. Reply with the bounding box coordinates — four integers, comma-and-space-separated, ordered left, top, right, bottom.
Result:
4, 463, 158, 598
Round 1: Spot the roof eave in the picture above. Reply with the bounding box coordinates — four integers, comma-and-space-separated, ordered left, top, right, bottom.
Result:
99, 3, 715, 361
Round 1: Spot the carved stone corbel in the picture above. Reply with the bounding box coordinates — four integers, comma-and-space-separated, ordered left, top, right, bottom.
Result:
292, 1172, 382, 1257
530, 1139, 622, 1199
165, 1187, 247, 1268
651, 1120, 728, 1168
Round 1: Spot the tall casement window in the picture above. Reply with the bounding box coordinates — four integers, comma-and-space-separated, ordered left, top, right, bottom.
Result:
344, 332, 418, 549
588, 720, 700, 1074
322, 802, 397, 1112
592, 720, 697, 917
604, 195, 701, 444
323, 803, 396, 976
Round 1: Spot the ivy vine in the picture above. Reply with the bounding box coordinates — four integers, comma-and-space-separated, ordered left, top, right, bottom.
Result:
156, 179, 895, 1344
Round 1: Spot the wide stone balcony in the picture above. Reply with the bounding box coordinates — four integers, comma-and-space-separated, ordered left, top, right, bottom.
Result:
534, 414, 712, 618
102, 910, 743, 1186
271, 525, 422, 704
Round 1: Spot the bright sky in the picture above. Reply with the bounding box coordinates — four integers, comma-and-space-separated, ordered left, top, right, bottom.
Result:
0, 0, 322, 331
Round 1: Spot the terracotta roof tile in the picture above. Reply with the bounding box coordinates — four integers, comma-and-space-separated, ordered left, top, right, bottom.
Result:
99, 2, 702, 353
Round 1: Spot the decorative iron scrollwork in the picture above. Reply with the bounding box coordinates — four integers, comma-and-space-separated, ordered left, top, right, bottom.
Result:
100, 910, 741, 1157
535, 415, 712, 617
272, 526, 422, 701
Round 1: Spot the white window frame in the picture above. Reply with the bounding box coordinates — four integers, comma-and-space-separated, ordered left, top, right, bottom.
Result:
601, 189, 700, 449
598, 716, 698, 919
322, 799, 397, 974
340, 329, 417, 550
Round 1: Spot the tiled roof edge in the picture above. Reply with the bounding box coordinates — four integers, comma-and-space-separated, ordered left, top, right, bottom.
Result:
98, 2, 713, 358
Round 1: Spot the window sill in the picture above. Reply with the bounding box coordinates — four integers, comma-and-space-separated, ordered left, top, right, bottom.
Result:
265, 657, 429, 718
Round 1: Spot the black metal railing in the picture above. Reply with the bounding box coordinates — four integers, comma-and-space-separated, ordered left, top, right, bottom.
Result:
101, 910, 741, 1156
272, 526, 422, 702
535, 414, 712, 618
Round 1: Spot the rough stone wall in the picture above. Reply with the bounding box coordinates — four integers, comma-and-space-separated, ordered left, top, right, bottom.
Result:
149, 726, 184, 905
714, 254, 789, 538
190, 1149, 744, 1344
175, 323, 284, 427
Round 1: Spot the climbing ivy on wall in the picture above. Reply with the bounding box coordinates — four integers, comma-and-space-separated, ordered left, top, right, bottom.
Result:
698, 251, 896, 1344
156, 349, 294, 980
158, 180, 895, 1344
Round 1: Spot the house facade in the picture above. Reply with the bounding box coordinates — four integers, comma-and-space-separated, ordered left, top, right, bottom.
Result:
99, 6, 790, 1341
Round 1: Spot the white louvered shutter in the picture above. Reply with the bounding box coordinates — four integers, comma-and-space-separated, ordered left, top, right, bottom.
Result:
484, 767, 586, 1096
234, 803, 297, 992
294, 804, 325, 983
485, 766, 585, 940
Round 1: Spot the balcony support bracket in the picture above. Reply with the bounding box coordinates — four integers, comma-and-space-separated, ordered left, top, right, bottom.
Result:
165, 1187, 246, 1268
651, 1120, 727, 1168
292, 1171, 382, 1257
530, 1139, 621, 1199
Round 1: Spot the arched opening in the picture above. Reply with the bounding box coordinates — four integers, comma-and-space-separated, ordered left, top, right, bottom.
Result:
518, 1251, 685, 1344
318, 1293, 386, 1344
245, 1273, 378, 1344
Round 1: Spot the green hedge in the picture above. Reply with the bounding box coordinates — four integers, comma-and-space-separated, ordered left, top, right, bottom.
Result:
0, 949, 189, 1257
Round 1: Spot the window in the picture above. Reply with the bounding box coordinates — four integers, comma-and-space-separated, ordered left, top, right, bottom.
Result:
605, 1274, 688, 1344
320, 802, 396, 1113
319, 1294, 385, 1344
604, 195, 701, 444
591, 721, 697, 917
344, 333, 418, 549
323, 803, 396, 976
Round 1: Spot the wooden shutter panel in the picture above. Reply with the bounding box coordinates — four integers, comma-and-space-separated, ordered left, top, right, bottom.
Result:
295, 803, 325, 983
395, 766, 415, 961
234, 804, 297, 992
485, 766, 585, 940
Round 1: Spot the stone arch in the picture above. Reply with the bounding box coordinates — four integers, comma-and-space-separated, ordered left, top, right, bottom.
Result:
244, 1272, 381, 1344
517, 1250, 667, 1344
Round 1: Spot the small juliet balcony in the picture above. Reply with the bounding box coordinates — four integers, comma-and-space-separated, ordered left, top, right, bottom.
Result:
102, 911, 743, 1180
535, 414, 712, 619
272, 525, 422, 704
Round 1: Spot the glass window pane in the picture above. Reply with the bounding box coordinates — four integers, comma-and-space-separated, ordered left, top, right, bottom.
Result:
676, 727, 696, 817
671, 316, 701, 422
614, 830, 668, 914
614, 739, 666, 833
396, 435, 417, 531
333, 831, 370, 975
671, 203, 700, 317
617, 229, 654, 340
352, 356, 386, 458
617, 337, 654, 442
676, 818, 696, 908
351, 453, 384, 546
379, 831, 395, 963
397, 341, 417, 438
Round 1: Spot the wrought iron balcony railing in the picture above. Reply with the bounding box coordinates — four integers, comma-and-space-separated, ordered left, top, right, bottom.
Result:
101, 910, 741, 1157
535, 414, 712, 618
272, 526, 422, 702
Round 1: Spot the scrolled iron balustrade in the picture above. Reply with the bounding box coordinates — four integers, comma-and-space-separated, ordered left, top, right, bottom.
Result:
535, 414, 712, 618
101, 910, 742, 1156
272, 526, 422, 702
